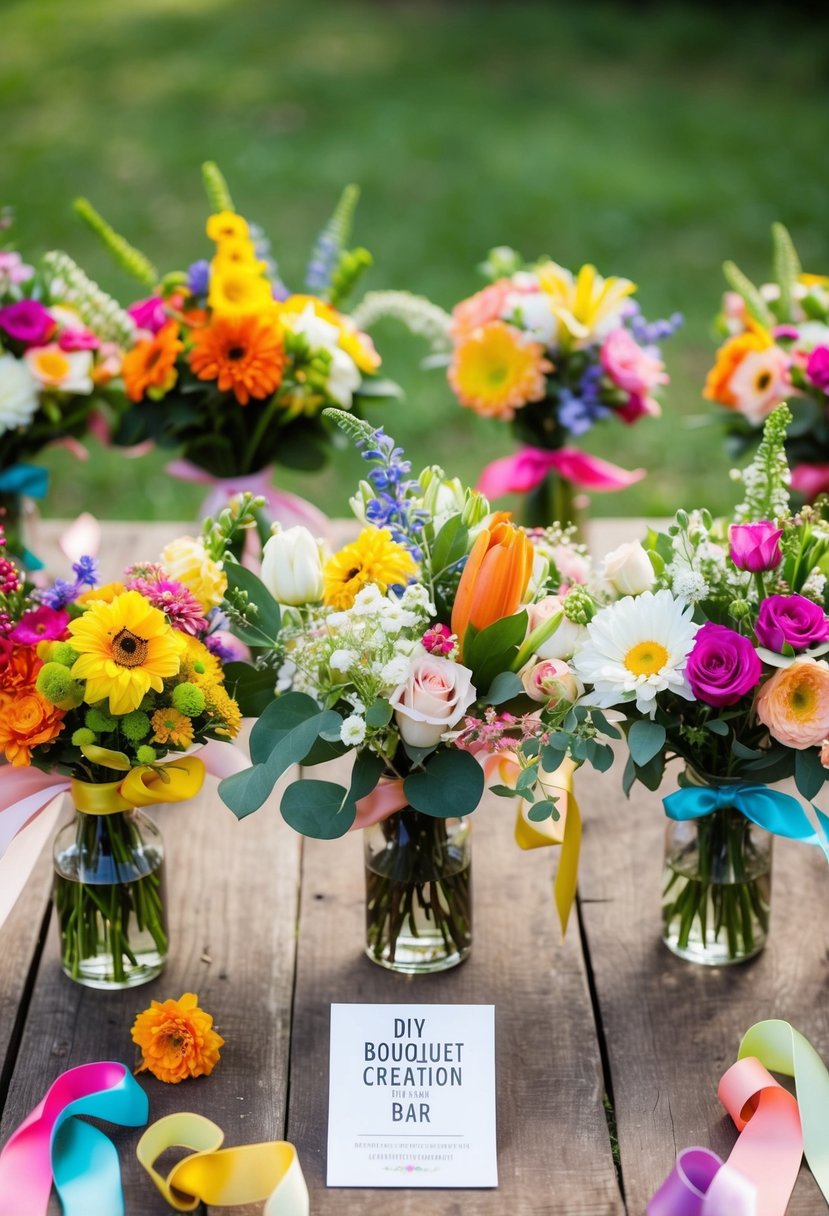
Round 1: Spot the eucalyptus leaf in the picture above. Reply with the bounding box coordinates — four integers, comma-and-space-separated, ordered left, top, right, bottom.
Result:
485, 671, 524, 705
249, 692, 328, 763
404, 749, 485, 817
223, 661, 276, 717
795, 748, 826, 801
527, 799, 558, 822
219, 763, 277, 819
706, 718, 730, 737
280, 779, 356, 839
365, 698, 393, 728
589, 709, 621, 740
627, 720, 666, 768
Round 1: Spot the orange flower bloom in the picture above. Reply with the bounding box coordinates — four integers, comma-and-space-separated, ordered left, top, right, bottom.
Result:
448, 321, 551, 420
0, 688, 65, 765
132, 992, 224, 1084
122, 322, 183, 403
151, 706, 194, 748
189, 314, 286, 405
0, 645, 41, 692
451, 513, 534, 651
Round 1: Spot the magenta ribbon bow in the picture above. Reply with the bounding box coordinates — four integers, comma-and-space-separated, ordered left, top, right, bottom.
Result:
476, 445, 645, 500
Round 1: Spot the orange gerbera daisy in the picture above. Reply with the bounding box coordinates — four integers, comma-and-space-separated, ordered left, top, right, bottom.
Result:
188, 314, 286, 405
122, 321, 183, 403
132, 992, 224, 1083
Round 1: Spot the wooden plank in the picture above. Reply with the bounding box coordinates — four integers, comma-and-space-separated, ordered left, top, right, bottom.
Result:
287, 779, 624, 1215
0, 772, 302, 1215
576, 765, 829, 1214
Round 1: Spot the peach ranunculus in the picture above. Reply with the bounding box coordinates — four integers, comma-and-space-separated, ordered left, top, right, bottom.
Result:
521, 658, 583, 706
131, 992, 224, 1084
704, 330, 791, 425
0, 688, 65, 765
389, 654, 477, 748
451, 279, 524, 341
756, 658, 829, 750
600, 328, 668, 396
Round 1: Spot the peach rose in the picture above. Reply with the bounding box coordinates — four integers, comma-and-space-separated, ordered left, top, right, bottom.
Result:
756, 658, 829, 749
521, 658, 583, 706
389, 654, 476, 748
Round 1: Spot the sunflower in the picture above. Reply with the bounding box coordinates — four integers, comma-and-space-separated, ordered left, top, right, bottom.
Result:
121, 322, 183, 403
448, 321, 551, 420
323, 528, 418, 610
573, 589, 698, 718
189, 314, 285, 405
68, 590, 186, 715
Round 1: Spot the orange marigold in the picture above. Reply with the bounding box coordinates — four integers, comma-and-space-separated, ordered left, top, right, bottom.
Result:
122, 321, 184, 403
151, 706, 194, 748
188, 314, 285, 405
0, 688, 65, 765
131, 992, 224, 1084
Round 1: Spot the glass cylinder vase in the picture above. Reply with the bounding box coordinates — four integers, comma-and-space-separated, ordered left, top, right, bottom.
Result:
0, 490, 40, 570
661, 789, 772, 966
364, 809, 472, 974
53, 807, 168, 989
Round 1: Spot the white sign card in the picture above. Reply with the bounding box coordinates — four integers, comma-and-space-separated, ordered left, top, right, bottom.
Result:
327, 1002, 497, 1188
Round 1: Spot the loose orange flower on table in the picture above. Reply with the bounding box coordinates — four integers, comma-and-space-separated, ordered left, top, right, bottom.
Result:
132, 992, 224, 1083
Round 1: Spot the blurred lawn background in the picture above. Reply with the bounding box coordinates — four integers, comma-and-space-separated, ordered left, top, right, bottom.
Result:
2, 0, 828, 523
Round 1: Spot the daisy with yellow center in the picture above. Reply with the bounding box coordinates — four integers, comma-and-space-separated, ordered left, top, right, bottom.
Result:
323, 528, 419, 610
448, 321, 551, 420
178, 633, 224, 688
573, 589, 697, 718
203, 682, 242, 738
704, 324, 789, 426
277, 294, 381, 373
68, 590, 186, 715
24, 345, 94, 394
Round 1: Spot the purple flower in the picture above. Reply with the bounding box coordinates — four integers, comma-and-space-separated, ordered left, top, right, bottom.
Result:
686, 622, 763, 707
127, 577, 208, 635
755, 594, 829, 654
0, 300, 55, 347
128, 296, 168, 334
72, 555, 99, 588
187, 260, 210, 297
10, 606, 69, 644
729, 522, 783, 573
806, 346, 829, 393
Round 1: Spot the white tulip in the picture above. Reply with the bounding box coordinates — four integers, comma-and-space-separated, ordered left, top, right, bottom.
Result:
602, 541, 656, 596
260, 525, 324, 606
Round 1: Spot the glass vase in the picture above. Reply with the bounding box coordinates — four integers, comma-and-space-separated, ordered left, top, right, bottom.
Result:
661, 790, 772, 966
364, 809, 472, 974
53, 807, 168, 989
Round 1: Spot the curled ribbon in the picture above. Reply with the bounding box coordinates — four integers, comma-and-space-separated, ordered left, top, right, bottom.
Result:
0, 1062, 149, 1216
663, 783, 829, 861
476, 445, 645, 500
137, 1112, 309, 1215
71, 756, 206, 814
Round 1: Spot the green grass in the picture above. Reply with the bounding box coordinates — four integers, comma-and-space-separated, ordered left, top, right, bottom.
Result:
2, 0, 828, 523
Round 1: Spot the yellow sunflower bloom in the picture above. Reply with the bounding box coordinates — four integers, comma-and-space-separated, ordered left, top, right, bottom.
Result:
68, 590, 186, 716
448, 321, 551, 419
323, 528, 418, 610
536, 261, 636, 345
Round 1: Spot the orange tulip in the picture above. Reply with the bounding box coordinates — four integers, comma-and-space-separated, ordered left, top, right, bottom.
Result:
451, 513, 534, 651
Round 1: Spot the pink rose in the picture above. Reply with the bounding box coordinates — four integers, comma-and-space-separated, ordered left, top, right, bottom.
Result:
756, 658, 829, 749
600, 328, 668, 396
521, 658, 583, 706
617, 392, 661, 424
128, 296, 169, 334
389, 654, 477, 748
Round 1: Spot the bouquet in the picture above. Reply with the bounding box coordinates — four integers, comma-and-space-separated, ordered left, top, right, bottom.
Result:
554, 405, 829, 962
0, 210, 132, 563
0, 502, 248, 984
444, 248, 680, 524
705, 223, 829, 499
216, 411, 608, 970
75, 164, 398, 535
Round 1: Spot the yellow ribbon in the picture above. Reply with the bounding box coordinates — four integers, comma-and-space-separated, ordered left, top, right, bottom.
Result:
71, 758, 206, 815
136, 1113, 309, 1214
514, 757, 582, 936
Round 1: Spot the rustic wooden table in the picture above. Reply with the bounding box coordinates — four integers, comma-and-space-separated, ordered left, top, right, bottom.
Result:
1, 521, 827, 1215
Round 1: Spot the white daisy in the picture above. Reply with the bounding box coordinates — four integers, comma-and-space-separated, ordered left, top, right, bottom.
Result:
340, 714, 367, 745
573, 588, 698, 718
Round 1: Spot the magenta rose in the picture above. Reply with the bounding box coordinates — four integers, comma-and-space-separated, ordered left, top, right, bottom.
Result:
686, 622, 762, 707
754, 594, 829, 653
729, 521, 783, 572
600, 328, 667, 396
0, 300, 55, 347
806, 346, 829, 392
128, 296, 168, 334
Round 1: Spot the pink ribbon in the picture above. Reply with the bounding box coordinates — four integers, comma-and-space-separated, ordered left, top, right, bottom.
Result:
352, 778, 409, 830
791, 463, 829, 501
476, 445, 645, 500
167, 460, 331, 539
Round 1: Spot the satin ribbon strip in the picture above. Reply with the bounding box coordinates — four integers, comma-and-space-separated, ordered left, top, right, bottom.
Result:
647, 1147, 756, 1216
663, 783, 829, 861
0, 1062, 148, 1216
137, 1112, 309, 1215
512, 756, 581, 937
476, 445, 645, 500
167, 458, 331, 540
0, 462, 49, 499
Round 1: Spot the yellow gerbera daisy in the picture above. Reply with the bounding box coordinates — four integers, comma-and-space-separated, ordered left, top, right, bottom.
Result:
68, 590, 186, 716
323, 528, 418, 610
448, 321, 551, 419
208, 265, 275, 318
536, 261, 636, 345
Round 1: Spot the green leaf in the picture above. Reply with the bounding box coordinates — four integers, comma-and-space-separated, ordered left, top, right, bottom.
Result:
489, 784, 519, 799
463, 611, 528, 691
401, 740, 438, 765
622, 754, 637, 797
731, 739, 764, 760
485, 671, 524, 705
772, 222, 801, 319
281, 779, 356, 838
365, 698, 393, 728
722, 260, 775, 328
527, 799, 558, 822
706, 718, 730, 737
586, 740, 614, 773
589, 709, 621, 740
225, 562, 281, 647
795, 748, 826, 801
218, 764, 276, 819
348, 750, 385, 802
635, 752, 666, 792
627, 720, 666, 768
430, 514, 469, 578
301, 734, 348, 766
250, 692, 341, 773
404, 749, 485, 817
223, 661, 275, 717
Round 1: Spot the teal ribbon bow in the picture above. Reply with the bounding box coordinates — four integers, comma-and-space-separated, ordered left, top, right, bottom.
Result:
0, 462, 49, 499
663, 783, 829, 861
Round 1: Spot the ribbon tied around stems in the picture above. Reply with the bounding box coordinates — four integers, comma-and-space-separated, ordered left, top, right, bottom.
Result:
0, 1062, 149, 1216
0, 462, 49, 568
476, 445, 645, 500
137, 1112, 309, 1215
662, 783, 829, 861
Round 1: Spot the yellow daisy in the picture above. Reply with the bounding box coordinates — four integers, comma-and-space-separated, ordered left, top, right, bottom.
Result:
68, 590, 186, 716
448, 321, 551, 419
151, 707, 194, 748
208, 264, 275, 318
206, 210, 250, 243
179, 634, 224, 688
203, 683, 242, 739
323, 528, 418, 610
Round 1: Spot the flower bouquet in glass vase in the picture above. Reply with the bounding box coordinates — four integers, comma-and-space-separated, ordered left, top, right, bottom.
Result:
74, 164, 400, 548
0, 210, 132, 568
567, 405, 829, 965
0, 503, 250, 987
705, 223, 829, 501
215, 412, 609, 973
